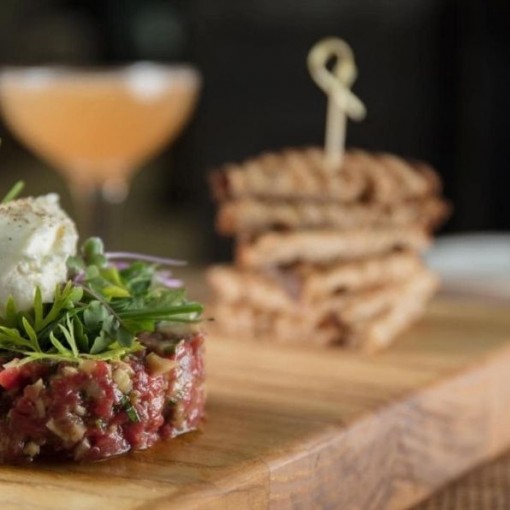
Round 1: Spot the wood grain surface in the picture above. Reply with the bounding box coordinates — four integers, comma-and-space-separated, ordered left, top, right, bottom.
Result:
2, 298, 510, 510
414, 448, 510, 509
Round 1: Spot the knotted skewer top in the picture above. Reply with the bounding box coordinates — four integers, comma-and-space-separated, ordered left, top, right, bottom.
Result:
308, 38, 366, 170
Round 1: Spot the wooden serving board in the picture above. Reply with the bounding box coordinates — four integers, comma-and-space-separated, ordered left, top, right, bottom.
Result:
2, 299, 510, 510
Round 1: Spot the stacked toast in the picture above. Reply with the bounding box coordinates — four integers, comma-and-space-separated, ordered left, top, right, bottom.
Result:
208, 148, 449, 352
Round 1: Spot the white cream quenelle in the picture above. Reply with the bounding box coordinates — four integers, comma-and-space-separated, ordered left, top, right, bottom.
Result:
0, 193, 78, 313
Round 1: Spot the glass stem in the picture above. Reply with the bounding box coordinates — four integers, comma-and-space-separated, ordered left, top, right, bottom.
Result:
69, 177, 129, 247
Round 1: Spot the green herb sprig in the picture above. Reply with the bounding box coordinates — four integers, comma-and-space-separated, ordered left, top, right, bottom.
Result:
1, 181, 25, 204
0, 238, 203, 365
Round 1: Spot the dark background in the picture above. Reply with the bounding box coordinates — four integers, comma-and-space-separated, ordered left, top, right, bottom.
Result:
0, 0, 508, 261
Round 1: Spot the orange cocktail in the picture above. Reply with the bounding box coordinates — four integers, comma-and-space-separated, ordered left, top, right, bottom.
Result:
0, 63, 200, 237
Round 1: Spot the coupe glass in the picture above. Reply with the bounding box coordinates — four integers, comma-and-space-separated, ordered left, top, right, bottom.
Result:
0, 63, 200, 242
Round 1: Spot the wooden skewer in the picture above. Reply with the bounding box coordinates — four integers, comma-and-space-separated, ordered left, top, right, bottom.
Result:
308, 38, 366, 170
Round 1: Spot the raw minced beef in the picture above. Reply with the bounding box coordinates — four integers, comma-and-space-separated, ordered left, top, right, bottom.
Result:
0, 331, 205, 462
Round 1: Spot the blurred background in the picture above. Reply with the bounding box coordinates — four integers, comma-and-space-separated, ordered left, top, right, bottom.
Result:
0, 0, 508, 269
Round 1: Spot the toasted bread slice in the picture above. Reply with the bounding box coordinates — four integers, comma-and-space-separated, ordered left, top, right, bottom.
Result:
207, 251, 425, 310
208, 267, 438, 352
211, 147, 442, 205
236, 227, 430, 268
216, 196, 449, 236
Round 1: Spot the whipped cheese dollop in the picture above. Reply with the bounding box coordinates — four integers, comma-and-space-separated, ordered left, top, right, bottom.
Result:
0, 194, 78, 313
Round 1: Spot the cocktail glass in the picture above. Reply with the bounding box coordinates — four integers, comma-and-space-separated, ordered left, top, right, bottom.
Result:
0, 63, 200, 242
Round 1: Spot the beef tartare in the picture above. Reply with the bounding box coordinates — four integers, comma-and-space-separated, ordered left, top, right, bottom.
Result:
0, 185, 206, 462
0, 331, 205, 462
